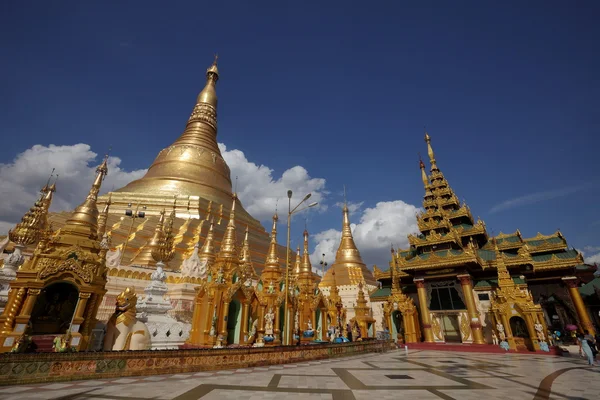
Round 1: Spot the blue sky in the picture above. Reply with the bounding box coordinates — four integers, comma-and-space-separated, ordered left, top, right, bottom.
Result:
1, 1, 598, 266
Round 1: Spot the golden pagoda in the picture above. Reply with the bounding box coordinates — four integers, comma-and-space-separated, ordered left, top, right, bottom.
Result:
0, 157, 110, 352
371, 132, 594, 348
29, 57, 287, 322
255, 213, 285, 345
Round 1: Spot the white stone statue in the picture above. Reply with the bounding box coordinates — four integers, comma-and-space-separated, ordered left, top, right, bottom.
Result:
496, 322, 506, 341
307, 319, 313, 331
265, 308, 274, 336
103, 287, 151, 351
267, 280, 275, 294
534, 322, 545, 342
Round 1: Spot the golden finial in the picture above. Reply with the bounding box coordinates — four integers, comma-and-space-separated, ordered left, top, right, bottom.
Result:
294, 245, 302, 276
97, 193, 112, 239
206, 54, 219, 79
149, 210, 166, 262
301, 227, 312, 274
264, 211, 280, 268
199, 217, 216, 264
419, 154, 429, 190
424, 130, 438, 171
216, 192, 238, 259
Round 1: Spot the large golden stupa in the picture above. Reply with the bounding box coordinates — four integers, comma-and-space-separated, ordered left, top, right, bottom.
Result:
43, 57, 286, 319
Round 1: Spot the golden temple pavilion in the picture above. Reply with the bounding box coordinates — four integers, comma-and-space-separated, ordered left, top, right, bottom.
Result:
371, 133, 597, 351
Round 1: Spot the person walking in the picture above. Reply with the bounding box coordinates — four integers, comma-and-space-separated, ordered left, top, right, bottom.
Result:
577, 332, 597, 366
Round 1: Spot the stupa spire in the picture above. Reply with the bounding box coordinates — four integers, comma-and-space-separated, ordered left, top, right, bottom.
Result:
336, 188, 363, 264
199, 218, 216, 265
217, 193, 238, 259
62, 155, 108, 240
115, 56, 234, 202
264, 213, 280, 269
294, 245, 302, 276
301, 229, 312, 275
424, 131, 438, 172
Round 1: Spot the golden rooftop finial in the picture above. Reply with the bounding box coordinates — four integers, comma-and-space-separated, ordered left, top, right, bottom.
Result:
148, 209, 166, 261
424, 130, 438, 172
240, 224, 252, 265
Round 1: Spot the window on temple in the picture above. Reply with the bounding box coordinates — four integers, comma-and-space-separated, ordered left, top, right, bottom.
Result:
429, 286, 467, 310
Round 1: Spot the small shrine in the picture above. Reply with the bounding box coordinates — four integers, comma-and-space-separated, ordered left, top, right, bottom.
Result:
489, 239, 549, 352
0, 157, 110, 352
352, 281, 376, 340
294, 229, 327, 343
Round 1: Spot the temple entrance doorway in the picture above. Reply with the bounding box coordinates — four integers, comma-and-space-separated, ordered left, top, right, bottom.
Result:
30, 282, 79, 335
226, 299, 241, 344
441, 314, 461, 342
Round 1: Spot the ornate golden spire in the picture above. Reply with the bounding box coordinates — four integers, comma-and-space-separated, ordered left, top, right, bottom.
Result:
493, 238, 513, 288
424, 131, 438, 171
152, 209, 175, 263
114, 56, 234, 202
240, 225, 251, 264
336, 197, 364, 265
301, 229, 312, 275
199, 217, 216, 265
8, 193, 46, 246
390, 246, 399, 291
419, 156, 429, 190
147, 209, 166, 258
294, 245, 301, 276
62, 155, 108, 240
264, 212, 280, 269
97, 193, 111, 239
217, 193, 239, 259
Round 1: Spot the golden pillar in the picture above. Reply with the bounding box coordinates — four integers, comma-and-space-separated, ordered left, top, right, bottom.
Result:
1, 289, 19, 317
18, 288, 41, 317
203, 298, 214, 335
2, 288, 26, 334
75, 293, 90, 317
241, 301, 249, 343
563, 277, 596, 335
457, 275, 485, 344
220, 301, 230, 341
274, 304, 281, 344
414, 279, 434, 343
523, 313, 541, 351
320, 307, 327, 340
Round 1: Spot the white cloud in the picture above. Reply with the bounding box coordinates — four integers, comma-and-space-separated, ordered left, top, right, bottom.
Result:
489, 184, 590, 213
0, 144, 147, 235
310, 200, 421, 269
218, 143, 327, 222
579, 247, 600, 265
335, 201, 364, 214
0, 142, 329, 236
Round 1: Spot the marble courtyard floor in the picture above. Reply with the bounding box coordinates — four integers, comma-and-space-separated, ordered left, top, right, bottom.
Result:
0, 349, 598, 400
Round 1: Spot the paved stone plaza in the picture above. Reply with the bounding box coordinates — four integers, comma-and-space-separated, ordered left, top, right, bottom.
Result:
0, 349, 598, 400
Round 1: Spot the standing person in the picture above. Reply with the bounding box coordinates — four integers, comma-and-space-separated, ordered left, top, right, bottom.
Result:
583, 330, 597, 360
577, 332, 597, 366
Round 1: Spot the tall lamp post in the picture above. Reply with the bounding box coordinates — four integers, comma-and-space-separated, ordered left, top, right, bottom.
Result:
283, 190, 318, 345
